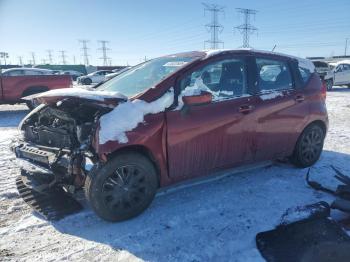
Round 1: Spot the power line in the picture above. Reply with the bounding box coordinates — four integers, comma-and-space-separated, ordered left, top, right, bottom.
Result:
30, 52, 36, 65
18, 56, 23, 66
203, 3, 225, 50
59, 50, 67, 65
98, 40, 111, 66
79, 39, 90, 66
46, 50, 53, 64
235, 8, 258, 48
345, 38, 349, 56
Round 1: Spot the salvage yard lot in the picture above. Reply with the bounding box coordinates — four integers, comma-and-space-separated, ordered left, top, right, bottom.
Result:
0, 88, 350, 261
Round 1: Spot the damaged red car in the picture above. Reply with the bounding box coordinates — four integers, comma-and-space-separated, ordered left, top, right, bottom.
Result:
12, 49, 328, 221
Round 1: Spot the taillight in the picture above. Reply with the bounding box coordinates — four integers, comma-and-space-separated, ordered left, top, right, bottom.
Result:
321, 80, 327, 100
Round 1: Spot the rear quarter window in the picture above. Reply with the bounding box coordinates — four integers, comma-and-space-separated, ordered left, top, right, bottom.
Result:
298, 66, 312, 84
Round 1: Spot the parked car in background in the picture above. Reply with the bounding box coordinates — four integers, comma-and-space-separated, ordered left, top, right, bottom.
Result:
13, 49, 328, 222
0, 70, 72, 109
2, 68, 54, 76
105, 67, 131, 81
312, 61, 330, 80
324, 60, 350, 90
77, 70, 113, 85
61, 70, 84, 81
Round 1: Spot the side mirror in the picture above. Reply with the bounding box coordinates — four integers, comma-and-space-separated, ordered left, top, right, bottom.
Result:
182, 91, 212, 106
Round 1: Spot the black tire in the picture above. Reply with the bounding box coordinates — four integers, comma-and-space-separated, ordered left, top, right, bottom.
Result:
83, 78, 92, 85
291, 124, 325, 168
85, 152, 158, 222
326, 79, 333, 91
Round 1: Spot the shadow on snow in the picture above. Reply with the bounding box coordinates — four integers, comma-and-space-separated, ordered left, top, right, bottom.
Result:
50, 150, 350, 261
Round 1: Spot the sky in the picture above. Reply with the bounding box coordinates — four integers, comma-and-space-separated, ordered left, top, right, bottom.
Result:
0, 0, 349, 66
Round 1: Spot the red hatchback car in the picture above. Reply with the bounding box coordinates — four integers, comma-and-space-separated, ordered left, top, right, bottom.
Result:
14, 49, 328, 221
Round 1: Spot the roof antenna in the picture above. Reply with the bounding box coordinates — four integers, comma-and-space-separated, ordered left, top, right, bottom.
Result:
272, 45, 277, 52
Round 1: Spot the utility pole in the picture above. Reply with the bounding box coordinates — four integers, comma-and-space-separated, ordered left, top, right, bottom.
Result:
18, 56, 23, 66
30, 52, 36, 65
46, 50, 53, 64
59, 50, 67, 65
235, 8, 258, 48
79, 39, 90, 66
203, 3, 225, 50
98, 40, 111, 66
345, 38, 349, 56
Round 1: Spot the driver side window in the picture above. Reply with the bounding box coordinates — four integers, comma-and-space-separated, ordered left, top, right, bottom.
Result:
179, 58, 248, 102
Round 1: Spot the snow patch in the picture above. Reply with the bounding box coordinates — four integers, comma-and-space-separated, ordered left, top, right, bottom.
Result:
259, 91, 283, 101
24, 87, 127, 102
99, 88, 174, 144
176, 78, 212, 110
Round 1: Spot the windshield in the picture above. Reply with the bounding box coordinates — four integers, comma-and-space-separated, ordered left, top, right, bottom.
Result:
97, 56, 197, 97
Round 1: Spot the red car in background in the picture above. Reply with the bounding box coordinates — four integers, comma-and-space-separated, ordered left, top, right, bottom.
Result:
13, 49, 328, 221
0, 68, 72, 109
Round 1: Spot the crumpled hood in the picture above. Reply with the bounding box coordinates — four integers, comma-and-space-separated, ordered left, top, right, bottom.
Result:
23, 87, 128, 107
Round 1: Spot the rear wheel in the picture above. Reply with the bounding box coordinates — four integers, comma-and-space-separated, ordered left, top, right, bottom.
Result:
291, 124, 325, 168
83, 78, 92, 85
326, 79, 333, 91
85, 152, 158, 222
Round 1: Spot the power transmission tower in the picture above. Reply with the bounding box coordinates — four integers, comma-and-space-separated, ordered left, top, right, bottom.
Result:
98, 40, 111, 66
18, 56, 23, 66
345, 38, 349, 56
46, 50, 53, 64
30, 52, 36, 65
235, 8, 258, 48
59, 50, 67, 65
203, 3, 225, 50
79, 39, 90, 66
0, 52, 9, 65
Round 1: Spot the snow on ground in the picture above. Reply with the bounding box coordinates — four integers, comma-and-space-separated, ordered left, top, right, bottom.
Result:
0, 88, 350, 261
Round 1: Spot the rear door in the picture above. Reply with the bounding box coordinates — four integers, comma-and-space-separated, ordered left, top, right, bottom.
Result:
251, 56, 309, 161
166, 55, 256, 180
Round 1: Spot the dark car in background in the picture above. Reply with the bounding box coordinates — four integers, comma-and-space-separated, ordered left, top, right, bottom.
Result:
13, 49, 328, 221
312, 60, 331, 80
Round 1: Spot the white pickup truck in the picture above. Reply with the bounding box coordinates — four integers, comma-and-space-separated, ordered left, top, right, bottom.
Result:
324, 60, 350, 90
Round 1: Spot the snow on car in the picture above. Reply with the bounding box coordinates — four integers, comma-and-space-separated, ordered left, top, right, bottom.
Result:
0, 88, 349, 261
10, 49, 328, 223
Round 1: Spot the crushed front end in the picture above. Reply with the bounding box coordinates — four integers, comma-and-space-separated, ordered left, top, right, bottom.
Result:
11, 98, 115, 219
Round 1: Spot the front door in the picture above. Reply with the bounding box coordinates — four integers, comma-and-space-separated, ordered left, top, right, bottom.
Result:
166, 56, 256, 180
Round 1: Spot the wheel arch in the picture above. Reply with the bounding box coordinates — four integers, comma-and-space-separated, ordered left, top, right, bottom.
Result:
106, 145, 161, 187
21, 86, 49, 97
306, 119, 327, 134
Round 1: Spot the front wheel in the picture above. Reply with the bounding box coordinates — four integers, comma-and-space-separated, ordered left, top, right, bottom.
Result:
326, 79, 333, 91
85, 152, 158, 222
291, 124, 325, 168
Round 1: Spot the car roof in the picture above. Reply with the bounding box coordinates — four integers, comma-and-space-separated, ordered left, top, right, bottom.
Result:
167, 49, 314, 72
3, 67, 52, 73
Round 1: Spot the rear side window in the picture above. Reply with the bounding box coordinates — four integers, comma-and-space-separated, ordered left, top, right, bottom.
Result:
24, 70, 43, 75
256, 58, 293, 92
298, 65, 312, 84
6, 70, 24, 76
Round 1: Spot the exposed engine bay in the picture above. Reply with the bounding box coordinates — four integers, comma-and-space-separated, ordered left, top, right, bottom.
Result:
12, 99, 112, 192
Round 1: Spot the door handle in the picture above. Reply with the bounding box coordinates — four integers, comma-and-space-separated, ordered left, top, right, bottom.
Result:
295, 95, 305, 103
238, 105, 254, 114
